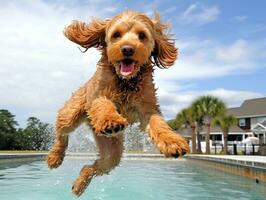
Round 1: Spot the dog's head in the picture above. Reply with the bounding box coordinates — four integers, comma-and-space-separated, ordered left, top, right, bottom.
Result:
64, 10, 177, 79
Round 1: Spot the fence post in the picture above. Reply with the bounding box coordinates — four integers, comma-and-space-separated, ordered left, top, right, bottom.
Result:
252, 144, 255, 155
214, 143, 217, 154
233, 142, 237, 155
244, 144, 246, 155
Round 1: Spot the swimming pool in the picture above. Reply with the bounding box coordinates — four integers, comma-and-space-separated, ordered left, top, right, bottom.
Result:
0, 158, 265, 200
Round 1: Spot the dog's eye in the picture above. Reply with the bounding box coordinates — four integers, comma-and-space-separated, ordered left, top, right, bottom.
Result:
112, 32, 121, 39
138, 32, 146, 40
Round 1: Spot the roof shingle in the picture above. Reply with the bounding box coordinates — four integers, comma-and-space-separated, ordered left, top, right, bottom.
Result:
228, 97, 266, 118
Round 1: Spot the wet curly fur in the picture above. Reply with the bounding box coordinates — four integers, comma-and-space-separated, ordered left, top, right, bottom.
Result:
47, 10, 189, 197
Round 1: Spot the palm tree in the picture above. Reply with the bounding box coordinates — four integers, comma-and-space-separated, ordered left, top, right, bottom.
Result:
175, 107, 197, 154
167, 119, 179, 130
213, 114, 237, 155
192, 96, 226, 154
195, 117, 204, 154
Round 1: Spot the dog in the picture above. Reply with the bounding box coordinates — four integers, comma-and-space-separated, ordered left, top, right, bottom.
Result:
47, 10, 189, 196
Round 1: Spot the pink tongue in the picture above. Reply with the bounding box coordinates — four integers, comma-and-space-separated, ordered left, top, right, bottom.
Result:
120, 62, 135, 76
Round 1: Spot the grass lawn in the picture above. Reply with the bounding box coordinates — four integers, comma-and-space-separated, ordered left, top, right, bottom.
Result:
0, 150, 48, 154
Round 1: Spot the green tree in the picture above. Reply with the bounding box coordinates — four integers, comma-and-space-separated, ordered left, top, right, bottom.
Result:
195, 117, 204, 154
13, 128, 26, 150
0, 109, 18, 149
167, 119, 179, 130
213, 114, 237, 155
175, 107, 197, 154
189, 109, 204, 154
15, 117, 54, 150
192, 96, 226, 154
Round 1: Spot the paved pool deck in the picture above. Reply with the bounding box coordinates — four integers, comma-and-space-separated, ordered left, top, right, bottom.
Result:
186, 154, 266, 170
0, 152, 47, 157
0, 152, 48, 164
186, 154, 266, 183
0, 152, 265, 162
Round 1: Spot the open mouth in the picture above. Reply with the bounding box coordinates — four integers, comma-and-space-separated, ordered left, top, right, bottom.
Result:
120, 59, 135, 76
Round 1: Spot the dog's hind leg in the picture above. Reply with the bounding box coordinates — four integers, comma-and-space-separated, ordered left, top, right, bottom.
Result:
47, 85, 87, 169
72, 133, 123, 197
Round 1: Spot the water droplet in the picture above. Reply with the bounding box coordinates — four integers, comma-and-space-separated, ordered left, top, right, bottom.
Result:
54, 180, 60, 185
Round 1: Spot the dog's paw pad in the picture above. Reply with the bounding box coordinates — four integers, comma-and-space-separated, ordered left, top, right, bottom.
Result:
156, 132, 189, 158
100, 124, 125, 136
171, 150, 186, 158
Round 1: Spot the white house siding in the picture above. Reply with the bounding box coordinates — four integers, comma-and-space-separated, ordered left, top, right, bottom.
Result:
251, 118, 256, 129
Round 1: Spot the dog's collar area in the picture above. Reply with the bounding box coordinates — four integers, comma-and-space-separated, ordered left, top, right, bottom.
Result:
117, 67, 145, 93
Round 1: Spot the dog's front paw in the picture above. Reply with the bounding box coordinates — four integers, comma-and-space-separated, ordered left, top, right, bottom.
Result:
100, 124, 125, 136
92, 113, 128, 136
47, 144, 65, 169
157, 132, 189, 158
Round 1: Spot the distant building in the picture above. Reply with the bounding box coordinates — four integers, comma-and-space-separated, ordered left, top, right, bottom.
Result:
228, 97, 266, 144
181, 97, 266, 153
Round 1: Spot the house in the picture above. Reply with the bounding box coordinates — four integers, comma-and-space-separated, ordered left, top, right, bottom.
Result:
192, 97, 266, 153
228, 97, 266, 144
209, 126, 248, 145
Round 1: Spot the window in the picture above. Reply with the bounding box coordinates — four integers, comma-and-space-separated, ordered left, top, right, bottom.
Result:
211, 134, 222, 141
200, 135, 205, 141
239, 118, 246, 127
228, 134, 243, 141
236, 135, 243, 141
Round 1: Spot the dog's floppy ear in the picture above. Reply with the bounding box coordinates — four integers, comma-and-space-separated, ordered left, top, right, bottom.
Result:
64, 18, 108, 50
152, 13, 178, 68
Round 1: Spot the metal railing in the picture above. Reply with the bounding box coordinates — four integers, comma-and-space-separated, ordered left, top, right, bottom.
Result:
211, 143, 266, 155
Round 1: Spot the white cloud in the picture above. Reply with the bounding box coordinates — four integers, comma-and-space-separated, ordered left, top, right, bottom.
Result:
233, 15, 247, 22
248, 24, 266, 34
154, 37, 266, 119
0, 1, 265, 127
178, 4, 220, 25
161, 6, 177, 15
215, 39, 250, 63
154, 38, 266, 81
158, 88, 264, 119
0, 1, 102, 125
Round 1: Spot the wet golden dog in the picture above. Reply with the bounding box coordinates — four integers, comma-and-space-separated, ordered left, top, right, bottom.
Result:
47, 10, 189, 196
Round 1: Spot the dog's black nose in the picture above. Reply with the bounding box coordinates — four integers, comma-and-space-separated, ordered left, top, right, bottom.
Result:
121, 45, 134, 57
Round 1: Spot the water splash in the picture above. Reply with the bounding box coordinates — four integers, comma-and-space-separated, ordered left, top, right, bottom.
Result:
66, 122, 157, 153
68, 123, 96, 153
124, 122, 157, 153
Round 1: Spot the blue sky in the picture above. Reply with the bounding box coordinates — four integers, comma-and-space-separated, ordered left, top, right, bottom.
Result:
0, 0, 266, 127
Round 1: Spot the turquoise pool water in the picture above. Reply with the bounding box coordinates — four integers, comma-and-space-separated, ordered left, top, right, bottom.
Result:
0, 158, 265, 200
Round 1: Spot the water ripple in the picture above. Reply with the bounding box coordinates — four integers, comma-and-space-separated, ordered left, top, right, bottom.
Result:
0, 159, 265, 200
